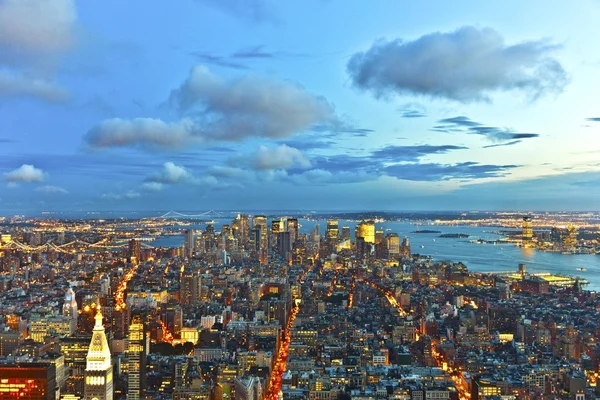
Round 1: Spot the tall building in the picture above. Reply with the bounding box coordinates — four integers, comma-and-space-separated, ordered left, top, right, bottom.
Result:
326, 220, 339, 242
184, 230, 195, 258
84, 309, 113, 400
271, 219, 281, 236
278, 231, 291, 259
180, 271, 201, 306
522, 217, 533, 247
252, 215, 268, 264
287, 218, 299, 245
356, 220, 375, 244
341, 226, 351, 241
386, 233, 400, 257
128, 239, 141, 263
0, 363, 57, 400
63, 286, 78, 331
127, 313, 147, 400
400, 237, 411, 257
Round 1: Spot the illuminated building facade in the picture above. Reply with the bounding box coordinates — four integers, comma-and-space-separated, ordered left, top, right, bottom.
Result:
400, 237, 411, 257
60, 335, 90, 395
522, 216, 533, 247
356, 220, 375, 244
84, 310, 113, 400
30, 315, 75, 343
287, 218, 299, 245
326, 220, 339, 242
0, 363, 57, 400
127, 313, 147, 400
184, 230, 195, 259
386, 233, 400, 257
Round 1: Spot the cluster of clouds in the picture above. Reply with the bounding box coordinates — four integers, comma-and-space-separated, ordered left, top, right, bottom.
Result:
84, 65, 335, 150
2, 164, 68, 194
433, 116, 540, 146
0, 0, 75, 101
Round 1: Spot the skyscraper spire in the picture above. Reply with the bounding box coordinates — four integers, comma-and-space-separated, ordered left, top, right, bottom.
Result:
85, 307, 113, 400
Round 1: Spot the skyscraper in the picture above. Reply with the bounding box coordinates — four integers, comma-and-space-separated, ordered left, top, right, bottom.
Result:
127, 313, 147, 400
326, 220, 339, 242
63, 286, 78, 332
400, 237, 411, 257
128, 239, 141, 263
287, 218, 299, 245
184, 230, 195, 258
84, 309, 113, 400
522, 217, 533, 247
356, 220, 375, 244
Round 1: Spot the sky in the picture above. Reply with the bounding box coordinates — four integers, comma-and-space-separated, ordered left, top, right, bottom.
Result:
1, 0, 600, 214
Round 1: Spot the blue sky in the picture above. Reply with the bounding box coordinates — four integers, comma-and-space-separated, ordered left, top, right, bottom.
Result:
1, 0, 600, 214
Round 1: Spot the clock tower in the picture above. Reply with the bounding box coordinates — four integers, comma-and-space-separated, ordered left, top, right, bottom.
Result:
84, 309, 113, 400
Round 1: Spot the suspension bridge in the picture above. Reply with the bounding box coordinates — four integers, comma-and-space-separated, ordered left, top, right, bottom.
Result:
156, 210, 228, 219
0, 238, 156, 253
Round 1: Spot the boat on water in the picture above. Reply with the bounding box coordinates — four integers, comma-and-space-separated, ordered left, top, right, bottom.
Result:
576, 267, 587, 272
420, 245, 425, 248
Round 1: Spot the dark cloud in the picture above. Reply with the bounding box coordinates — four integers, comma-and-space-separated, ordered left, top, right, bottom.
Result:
482, 140, 521, 149
435, 116, 539, 143
347, 26, 567, 102
401, 110, 426, 118
279, 138, 336, 151
587, 117, 600, 122
384, 162, 519, 181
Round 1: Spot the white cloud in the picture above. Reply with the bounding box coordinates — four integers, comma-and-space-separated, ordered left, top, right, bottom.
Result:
148, 162, 196, 184
84, 118, 198, 149
102, 190, 141, 200
141, 182, 164, 192
35, 185, 68, 194
85, 66, 335, 149
0, 70, 68, 101
347, 26, 567, 102
250, 145, 311, 170
4, 164, 46, 182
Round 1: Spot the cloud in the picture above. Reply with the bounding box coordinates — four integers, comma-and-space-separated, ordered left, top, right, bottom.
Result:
435, 116, 539, 143
371, 144, 468, 161
0, 70, 68, 101
102, 190, 141, 200
246, 145, 311, 170
482, 140, 522, 149
347, 26, 567, 102
84, 118, 198, 149
384, 162, 519, 181
35, 185, 68, 194
189, 51, 248, 70
86, 66, 336, 150
141, 182, 164, 191
401, 110, 426, 118
4, 164, 46, 182
194, 0, 275, 23
148, 162, 196, 184
232, 46, 274, 59
587, 117, 600, 122
169, 65, 335, 140
0, 0, 76, 100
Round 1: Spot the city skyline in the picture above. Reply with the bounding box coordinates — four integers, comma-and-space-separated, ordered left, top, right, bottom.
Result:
2, 0, 600, 213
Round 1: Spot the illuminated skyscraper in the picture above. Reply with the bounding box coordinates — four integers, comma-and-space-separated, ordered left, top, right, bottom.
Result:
386, 233, 400, 257
84, 309, 113, 400
326, 220, 339, 242
127, 313, 147, 400
271, 219, 281, 236
63, 286, 78, 332
0, 363, 57, 400
128, 239, 141, 263
400, 237, 411, 257
356, 220, 375, 244
287, 218, 299, 245
522, 217, 533, 247
563, 225, 578, 249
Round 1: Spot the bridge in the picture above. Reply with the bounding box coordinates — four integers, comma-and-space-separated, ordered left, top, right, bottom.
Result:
156, 210, 228, 219
0, 238, 155, 253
